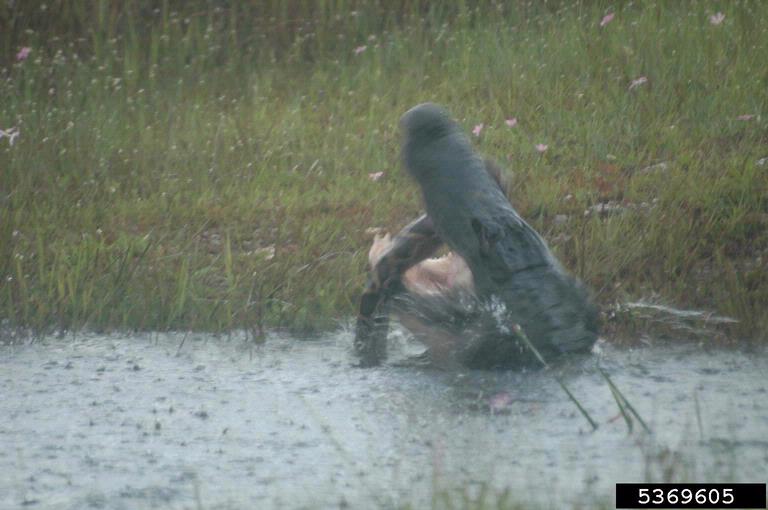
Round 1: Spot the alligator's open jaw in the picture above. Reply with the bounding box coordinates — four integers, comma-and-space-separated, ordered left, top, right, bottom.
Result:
367, 232, 476, 367
368, 232, 474, 297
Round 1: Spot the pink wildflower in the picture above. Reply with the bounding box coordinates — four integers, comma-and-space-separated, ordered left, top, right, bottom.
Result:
354, 45, 367, 55
628, 76, 648, 90
709, 12, 725, 25
489, 392, 514, 413
600, 13, 615, 27
505, 118, 518, 128
472, 123, 484, 137
535, 143, 548, 153
736, 114, 755, 121
16, 47, 31, 61
368, 171, 384, 181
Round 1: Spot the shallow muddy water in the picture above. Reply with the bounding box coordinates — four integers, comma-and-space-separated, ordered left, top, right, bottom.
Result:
1, 329, 767, 509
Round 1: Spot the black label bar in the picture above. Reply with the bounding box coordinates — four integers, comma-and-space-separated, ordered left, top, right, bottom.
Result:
616, 483, 766, 508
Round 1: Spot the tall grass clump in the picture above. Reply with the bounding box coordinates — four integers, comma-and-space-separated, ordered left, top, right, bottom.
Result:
1, 1, 767, 339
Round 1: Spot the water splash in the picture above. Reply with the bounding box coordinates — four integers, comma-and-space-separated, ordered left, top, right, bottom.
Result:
619, 300, 738, 337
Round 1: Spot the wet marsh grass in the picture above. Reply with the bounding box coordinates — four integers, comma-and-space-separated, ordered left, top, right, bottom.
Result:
411, 435, 713, 509
416, 408, 734, 510
1, 1, 767, 338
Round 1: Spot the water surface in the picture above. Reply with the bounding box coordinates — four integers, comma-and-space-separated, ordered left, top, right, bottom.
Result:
1, 330, 766, 509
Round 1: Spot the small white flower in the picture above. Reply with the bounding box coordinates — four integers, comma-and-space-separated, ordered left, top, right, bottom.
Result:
628, 76, 648, 90
0, 127, 19, 146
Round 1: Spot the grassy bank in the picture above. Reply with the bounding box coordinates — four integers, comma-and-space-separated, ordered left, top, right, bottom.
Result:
1, 1, 766, 338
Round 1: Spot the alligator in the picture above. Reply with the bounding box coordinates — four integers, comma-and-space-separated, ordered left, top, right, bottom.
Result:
355, 103, 599, 369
